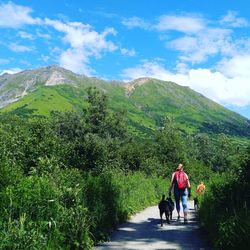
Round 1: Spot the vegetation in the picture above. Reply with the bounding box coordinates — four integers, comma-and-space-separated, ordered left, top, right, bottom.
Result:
0, 86, 249, 249
1, 70, 250, 140
199, 149, 250, 249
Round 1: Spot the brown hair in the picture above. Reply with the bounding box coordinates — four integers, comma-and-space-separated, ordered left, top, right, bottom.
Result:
176, 163, 183, 171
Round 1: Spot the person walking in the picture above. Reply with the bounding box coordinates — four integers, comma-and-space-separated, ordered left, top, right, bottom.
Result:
169, 163, 191, 224
196, 182, 205, 194
194, 181, 206, 210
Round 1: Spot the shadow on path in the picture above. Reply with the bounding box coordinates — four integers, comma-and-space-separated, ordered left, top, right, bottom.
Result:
95, 201, 211, 250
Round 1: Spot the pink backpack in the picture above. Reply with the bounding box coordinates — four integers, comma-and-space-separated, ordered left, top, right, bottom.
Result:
175, 171, 188, 189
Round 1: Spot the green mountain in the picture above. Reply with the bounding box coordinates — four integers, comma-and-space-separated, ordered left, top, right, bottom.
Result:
1, 65, 250, 139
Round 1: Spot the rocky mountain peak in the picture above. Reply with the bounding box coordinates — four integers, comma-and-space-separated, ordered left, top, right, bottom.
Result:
0, 65, 79, 108
124, 77, 153, 94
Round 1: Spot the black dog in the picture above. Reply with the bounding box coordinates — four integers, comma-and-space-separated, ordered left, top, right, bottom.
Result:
166, 196, 175, 220
194, 197, 199, 210
158, 194, 170, 226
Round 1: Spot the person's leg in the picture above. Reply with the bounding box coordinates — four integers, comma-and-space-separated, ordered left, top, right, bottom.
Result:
181, 189, 188, 223
174, 189, 181, 219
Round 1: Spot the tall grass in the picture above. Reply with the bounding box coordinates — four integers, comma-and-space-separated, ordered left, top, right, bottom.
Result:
0, 161, 166, 249
84, 169, 166, 243
199, 159, 250, 250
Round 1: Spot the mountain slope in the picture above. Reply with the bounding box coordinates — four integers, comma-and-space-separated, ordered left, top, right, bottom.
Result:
127, 78, 250, 136
1, 65, 249, 139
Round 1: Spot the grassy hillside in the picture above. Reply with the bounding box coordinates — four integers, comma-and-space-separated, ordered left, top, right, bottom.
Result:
1, 72, 250, 140
127, 79, 250, 136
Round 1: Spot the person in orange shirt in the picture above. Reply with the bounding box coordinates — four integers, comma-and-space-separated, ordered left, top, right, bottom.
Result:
194, 182, 205, 210
196, 182, 205, 194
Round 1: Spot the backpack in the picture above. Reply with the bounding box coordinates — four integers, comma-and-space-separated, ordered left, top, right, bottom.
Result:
174, 171, 188, 189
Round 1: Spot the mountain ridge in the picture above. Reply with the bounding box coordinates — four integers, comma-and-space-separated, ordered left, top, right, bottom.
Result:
0, 65, 249, 139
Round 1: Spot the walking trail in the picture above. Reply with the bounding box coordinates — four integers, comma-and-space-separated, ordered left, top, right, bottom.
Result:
95, 201, 210, 250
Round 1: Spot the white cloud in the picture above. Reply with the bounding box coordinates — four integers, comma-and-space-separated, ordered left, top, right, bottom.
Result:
121, 48, 136, 57
9, 43, 33, 52
121, 60, 171, 80
122, 13, 249, 68
155, 15, 205, 33
44, 18, 117, 74
45, 19, 117, 52
181, 68, 250, 107
122, 59, 250, 107
18, 31, 33, 40
122, 17, 150, 29
0, 68, 22, 75
220, 11, 249, 28
40, 54, 50, 62
175, 62, 189, 74
0, 3, 118, 75
169, 28, 233, 63
0, 2, 40, 28
59, 48, 94, 76
217, 55, 250, 78
153, 14, 241, 64
37, 31, 51, 39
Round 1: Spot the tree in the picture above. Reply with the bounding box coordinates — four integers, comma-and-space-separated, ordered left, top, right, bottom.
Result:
193, 133, 215, 167
154, 117, 187, 173
86, 87, 108, 134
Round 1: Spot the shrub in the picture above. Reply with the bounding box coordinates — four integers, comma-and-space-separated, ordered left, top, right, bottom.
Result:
0, 214, 47, 250
199, 152, 250, 249
84, 169, 166, 243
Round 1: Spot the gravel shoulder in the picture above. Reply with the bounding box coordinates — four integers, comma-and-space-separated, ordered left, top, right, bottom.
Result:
95, 200, 211, 250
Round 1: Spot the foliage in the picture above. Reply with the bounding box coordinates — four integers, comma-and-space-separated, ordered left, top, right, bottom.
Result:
0, 215, 47, 250
2, 76, 250, 140
154, 117, 187, 172
84, 170, 166, 243
199, 148, 250, 249
0, 87, 248, 249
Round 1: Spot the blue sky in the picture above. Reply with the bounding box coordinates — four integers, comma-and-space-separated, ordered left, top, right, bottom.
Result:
1, 0, 250, 119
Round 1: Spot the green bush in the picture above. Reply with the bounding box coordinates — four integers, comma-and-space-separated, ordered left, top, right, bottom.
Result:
0, 214, 47, 250
0, 91, 246, 249
216, 213, 250, 250
0, 159, 23, 189
0, 159, 93, 249
84, 169, 166, 243
199, 153, 250, 249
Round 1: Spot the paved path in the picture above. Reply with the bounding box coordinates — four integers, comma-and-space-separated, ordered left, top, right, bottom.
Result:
95, 201, 210, 250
